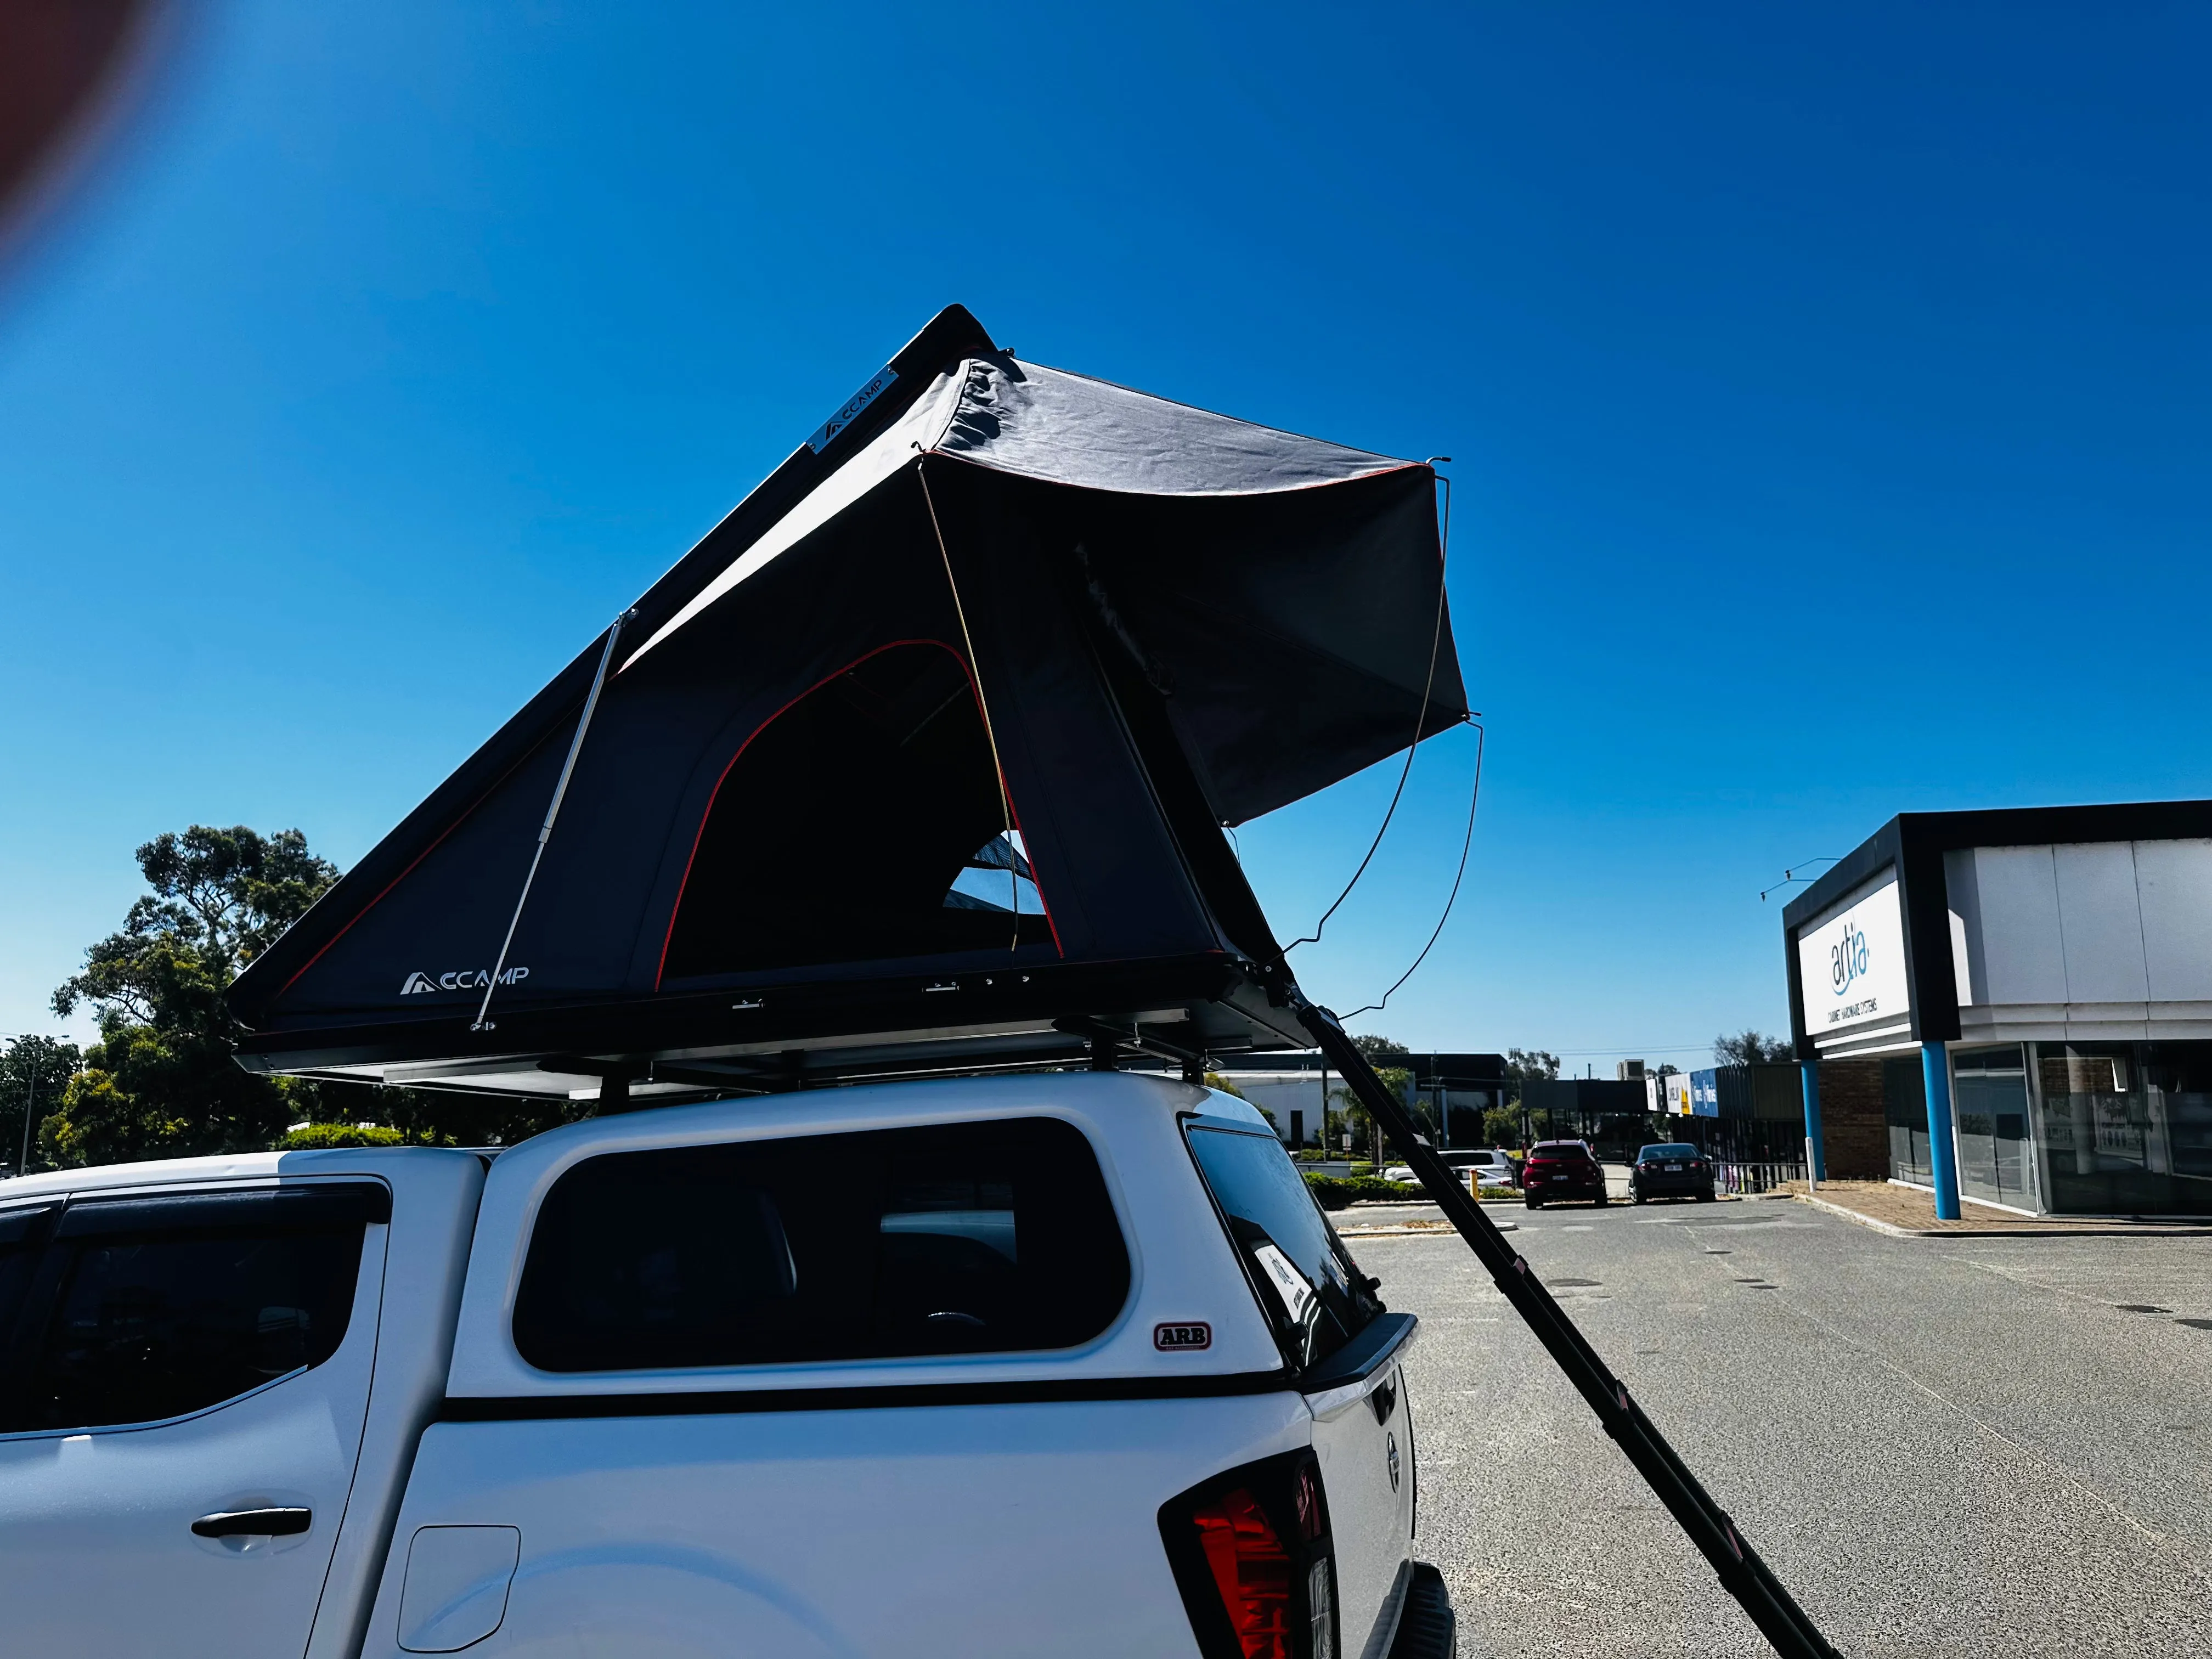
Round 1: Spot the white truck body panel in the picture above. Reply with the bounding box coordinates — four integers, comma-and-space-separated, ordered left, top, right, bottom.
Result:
0, 1076, 1439, 1658
445, 1074, 1284, 1400
0, 1149, 485, 1659
365, 1396, 1310, 1658
0, 1214, 385, 1657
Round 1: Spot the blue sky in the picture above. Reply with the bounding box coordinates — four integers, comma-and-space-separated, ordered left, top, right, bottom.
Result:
3, 2, 2207, 1066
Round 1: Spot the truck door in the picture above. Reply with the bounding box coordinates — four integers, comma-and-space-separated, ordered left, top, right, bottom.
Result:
0, 1181, 388, 1659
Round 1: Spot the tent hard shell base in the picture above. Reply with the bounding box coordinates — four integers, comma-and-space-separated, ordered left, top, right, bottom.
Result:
232, 950, 1301, 1104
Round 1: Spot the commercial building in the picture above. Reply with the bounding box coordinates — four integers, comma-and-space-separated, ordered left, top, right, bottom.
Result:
1204, 1051, 1508, 1151
1784, 802, 2212, 1218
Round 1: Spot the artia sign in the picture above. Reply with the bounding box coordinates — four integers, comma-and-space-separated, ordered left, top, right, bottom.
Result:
1796, 878, 1911, 1039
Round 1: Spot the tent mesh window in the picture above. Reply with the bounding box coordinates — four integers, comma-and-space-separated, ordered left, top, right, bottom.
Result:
660, 641, 1053, 981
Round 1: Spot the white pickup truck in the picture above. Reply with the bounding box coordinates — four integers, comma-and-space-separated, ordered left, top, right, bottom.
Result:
0, 1072, 1455, 1659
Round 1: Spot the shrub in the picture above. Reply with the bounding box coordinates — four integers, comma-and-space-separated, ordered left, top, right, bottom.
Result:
1305, 1173, 1423, 1209
1305, 1171, 1520, 1209
277, 1122, 408, 1150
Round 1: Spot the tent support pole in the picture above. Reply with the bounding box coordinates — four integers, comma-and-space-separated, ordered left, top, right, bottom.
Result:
472, 610, 633, 1032
1290, 990, 1839, 1659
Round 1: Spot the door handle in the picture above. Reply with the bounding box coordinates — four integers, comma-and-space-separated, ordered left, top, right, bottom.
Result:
192, 1507, 312, 1539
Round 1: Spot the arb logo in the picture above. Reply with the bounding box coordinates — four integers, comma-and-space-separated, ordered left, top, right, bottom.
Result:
1154, 1322, 1211, 1351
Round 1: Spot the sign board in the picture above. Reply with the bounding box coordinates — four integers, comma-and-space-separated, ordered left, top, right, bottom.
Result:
1689, 1069, 1719, 1118
1796, 877, 1912, 1041
1664, 1074, 1693, 1116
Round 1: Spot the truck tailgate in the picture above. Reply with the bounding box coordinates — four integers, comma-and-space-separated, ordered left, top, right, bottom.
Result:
364, 1392, 1308, 1658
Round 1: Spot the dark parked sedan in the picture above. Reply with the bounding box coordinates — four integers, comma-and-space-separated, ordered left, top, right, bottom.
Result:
1628, 1143, 1716, 1204
1522, 1139, 1606, 1208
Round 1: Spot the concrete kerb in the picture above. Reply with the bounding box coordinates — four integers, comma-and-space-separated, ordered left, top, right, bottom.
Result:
1788, 1186, 2212, 1239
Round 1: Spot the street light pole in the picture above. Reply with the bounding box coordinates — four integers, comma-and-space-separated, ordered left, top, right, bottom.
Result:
20, 1062, 37, 1178
3, 1034, 63, 1179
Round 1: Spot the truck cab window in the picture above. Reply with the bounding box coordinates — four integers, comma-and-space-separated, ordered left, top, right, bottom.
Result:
0, 1185, 379, 1434
513, 1116, 1129, 1373
1183, 1122, 1383, 1370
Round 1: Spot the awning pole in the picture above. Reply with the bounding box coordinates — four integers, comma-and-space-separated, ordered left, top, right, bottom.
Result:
472, 609, 634, 1033
1292, 989, 1840, 1659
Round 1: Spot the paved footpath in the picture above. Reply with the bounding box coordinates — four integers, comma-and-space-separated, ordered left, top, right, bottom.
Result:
1347, 1188, 2212, 1658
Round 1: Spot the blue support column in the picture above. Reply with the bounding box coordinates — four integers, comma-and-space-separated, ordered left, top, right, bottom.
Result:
1922, 1041, 1961, 1221
1801, 1061, 1826, 1182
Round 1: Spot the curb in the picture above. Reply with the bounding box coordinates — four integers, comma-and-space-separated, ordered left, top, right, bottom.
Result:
1793, 1192, 1915, 1237
1339, 1220, 1517, 1237
1788, 1190, 2212, 1239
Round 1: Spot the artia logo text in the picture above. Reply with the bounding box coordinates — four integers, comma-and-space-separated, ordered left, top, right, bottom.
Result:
1829, 921, 1869, 996
400, 967, 531, 996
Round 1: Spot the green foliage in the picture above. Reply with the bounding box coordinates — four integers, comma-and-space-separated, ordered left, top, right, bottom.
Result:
278, 1122, 412, 1149
53, 827, 338, 1024
1714, 1030, 1795, 1065
37, 825, 595, 1169
1505, 1047, 1560, 1085
41, 826, 340, 1169
1201, 1071, 1248, 1099
0, 1036, 80, 1174
1305, 1173, 1407, 1209
1349, 1034, 1409, 1058
1306, 1170, 1520, 1210
1482, 1104, 1522, 1146
306, 1079, 584, 1150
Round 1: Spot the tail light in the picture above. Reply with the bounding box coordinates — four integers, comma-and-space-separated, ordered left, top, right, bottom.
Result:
1163, 1452, 1338, 1659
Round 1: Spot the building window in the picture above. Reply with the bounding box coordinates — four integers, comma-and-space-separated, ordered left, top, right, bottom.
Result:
2034, 1042, 2212, 1217
1953, 1045, 2034, 1210
1882, 1055, 1929, 1185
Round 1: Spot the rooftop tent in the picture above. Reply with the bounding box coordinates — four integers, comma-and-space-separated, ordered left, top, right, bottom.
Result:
229, 306, 1467, 1103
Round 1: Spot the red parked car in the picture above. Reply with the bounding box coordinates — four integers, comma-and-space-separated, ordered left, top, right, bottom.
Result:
1522, 1139, 1607, 1209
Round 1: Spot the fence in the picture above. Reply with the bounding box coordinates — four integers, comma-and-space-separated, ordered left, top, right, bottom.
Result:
1714, 1158, 1805, 1196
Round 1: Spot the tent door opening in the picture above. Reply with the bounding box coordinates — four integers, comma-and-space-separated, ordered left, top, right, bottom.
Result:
659, 641, 1055, 983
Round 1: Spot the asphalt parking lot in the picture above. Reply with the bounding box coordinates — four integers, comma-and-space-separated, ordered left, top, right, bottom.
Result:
1347, 1180, 2212, 1658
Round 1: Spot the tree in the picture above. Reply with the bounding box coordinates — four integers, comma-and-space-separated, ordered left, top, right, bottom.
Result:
42, 824, 646, 1166
1714, 1030, 1796, 1065
44, 827, 338, 1167
0, 1036, 81, 1176
1349, 1034, 1409, 1059
1504, 1047, 1560, 1084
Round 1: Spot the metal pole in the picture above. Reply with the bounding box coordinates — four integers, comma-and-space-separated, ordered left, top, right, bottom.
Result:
1922, 1041, 1961, 1221
20, 1057, 37, 1177
1293, 991, 1839, 1659
473, 610, 634, 1032
1801, 1060, 1826, 1186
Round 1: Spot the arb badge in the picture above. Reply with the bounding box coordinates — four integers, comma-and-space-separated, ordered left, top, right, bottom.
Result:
1154, 1322, 1211, 1351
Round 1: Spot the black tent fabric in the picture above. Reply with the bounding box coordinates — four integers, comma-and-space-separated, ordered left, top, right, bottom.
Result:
230, 307, 1466, 1099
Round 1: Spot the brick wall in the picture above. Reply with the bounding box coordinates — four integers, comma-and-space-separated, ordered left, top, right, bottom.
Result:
1817, 1058, 1888, 1179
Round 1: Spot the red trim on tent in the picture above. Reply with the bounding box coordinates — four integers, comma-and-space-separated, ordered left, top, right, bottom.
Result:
273, 748, 543, 1000
653, 638, 1064, 990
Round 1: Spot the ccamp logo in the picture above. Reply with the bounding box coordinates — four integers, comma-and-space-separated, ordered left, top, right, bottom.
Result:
1830, 921, 1869, 996
399, 967, 529, 996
